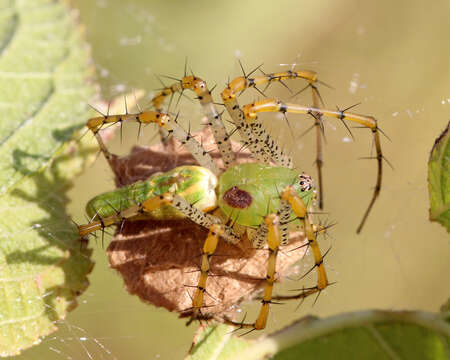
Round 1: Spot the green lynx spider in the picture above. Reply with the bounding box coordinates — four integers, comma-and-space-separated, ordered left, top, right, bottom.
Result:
78, 64, 383, 330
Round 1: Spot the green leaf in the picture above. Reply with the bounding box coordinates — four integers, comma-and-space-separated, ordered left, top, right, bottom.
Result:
0, 0, 96, 195
0, 0, 97, 355
188, 310, 450, 360
428, 121, 450, 231
186, 324, 253, 360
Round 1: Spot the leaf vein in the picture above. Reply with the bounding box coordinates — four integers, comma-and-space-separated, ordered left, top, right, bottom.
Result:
366, 324, 402, 360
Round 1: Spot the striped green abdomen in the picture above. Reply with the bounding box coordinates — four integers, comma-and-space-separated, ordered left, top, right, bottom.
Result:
85, 166, 217, 220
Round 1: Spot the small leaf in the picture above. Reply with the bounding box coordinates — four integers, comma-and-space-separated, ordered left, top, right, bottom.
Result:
0, 0, 97, 355
428, 121, 450, 231
186, 324, 252, 360
189, 310, 450, 360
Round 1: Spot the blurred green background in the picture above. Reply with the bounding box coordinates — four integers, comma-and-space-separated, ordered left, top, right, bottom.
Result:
19, 0, 449, 359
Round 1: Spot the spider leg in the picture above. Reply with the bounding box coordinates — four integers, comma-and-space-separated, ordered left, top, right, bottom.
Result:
137, 195, 249, 325
223, 212, 283, 330
221, 76, 290, 167
87, 109, 220, 176
76, 191, 193, 238
152, 75, 178, 154
242, 99, 383, 233
221, 67, 324, 168
249, 198, 291, 249
86, 113, 123, 173
77, 202, 145, 237
151, 71, 236, 168
146, 112, 221, 175
311, 86, 325, 209
241, 186, 331, 306
190, 224, 223, 321
279, 186, 329, 297
78, 191, 239, 242
222, 184, 329, 331
147, 195, 245, 325
158, 126, 177, 159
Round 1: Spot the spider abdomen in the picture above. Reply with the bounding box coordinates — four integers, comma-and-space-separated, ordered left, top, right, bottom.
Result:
85, 165, 217, 221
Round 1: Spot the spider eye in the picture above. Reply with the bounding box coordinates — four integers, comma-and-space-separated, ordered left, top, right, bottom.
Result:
298, 173, 313, 192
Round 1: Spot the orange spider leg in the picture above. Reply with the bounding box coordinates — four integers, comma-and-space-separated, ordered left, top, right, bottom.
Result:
191, 224, 223, 321
221, 77, 289, 167
137, 111, 220, 174
224, 213, 282, 330
152, 75, 236, 167
311, 87, 325, 209
76, 192, 173, 238
222, 69, 318, 98
78, 192, 239, 241
86, 113, 124, 169
281, 186, 328, 291
87, 109, 220, 175
243, 99, 382, 233
221, 69, 320, 168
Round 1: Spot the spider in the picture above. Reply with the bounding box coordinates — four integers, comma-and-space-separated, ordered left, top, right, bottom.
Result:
77, 62, 384, 331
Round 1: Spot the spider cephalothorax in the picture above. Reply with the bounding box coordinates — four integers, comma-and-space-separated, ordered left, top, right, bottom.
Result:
78, 62, 384, 330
